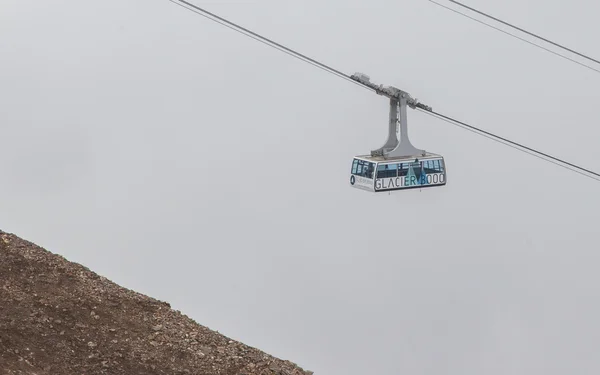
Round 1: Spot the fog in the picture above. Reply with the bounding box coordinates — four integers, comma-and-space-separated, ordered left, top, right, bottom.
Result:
2, 1, 599, 374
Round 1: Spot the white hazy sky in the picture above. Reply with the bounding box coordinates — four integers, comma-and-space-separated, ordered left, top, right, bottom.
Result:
2, 1, 600, 374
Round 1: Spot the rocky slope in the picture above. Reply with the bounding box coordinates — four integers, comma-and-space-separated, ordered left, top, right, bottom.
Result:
0, 230, 312, 375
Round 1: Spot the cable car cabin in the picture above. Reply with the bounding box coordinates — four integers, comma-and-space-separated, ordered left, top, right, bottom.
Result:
347, 72, 445, 192
349, 153, 446, 192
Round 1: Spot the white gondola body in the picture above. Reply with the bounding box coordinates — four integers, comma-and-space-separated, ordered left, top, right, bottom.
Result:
350, 153, 446, 192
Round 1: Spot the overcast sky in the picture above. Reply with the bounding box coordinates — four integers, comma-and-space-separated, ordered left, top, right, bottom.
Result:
2, 0, 600, 374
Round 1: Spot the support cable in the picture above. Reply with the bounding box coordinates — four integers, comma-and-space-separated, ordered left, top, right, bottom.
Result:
428, 0, 600, 75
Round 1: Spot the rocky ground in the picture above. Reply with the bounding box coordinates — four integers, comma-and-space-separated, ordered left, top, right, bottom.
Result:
0, 230, 312, 375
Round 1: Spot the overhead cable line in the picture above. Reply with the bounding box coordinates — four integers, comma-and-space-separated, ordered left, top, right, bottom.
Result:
167, 0, 600, 183
428, 0, 600, 75
447, 0, 600, 65
417, 109, 600, 182
167, 0, 375, 92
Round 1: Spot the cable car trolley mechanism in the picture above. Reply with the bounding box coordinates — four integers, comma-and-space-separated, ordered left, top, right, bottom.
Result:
349, 73, 447, 193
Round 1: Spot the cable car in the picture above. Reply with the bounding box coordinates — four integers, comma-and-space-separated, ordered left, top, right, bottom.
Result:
349, 73, 447, 192
350, 153, 446, 192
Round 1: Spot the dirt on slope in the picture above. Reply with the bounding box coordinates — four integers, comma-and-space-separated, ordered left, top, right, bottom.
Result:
0, 230, 312, 375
